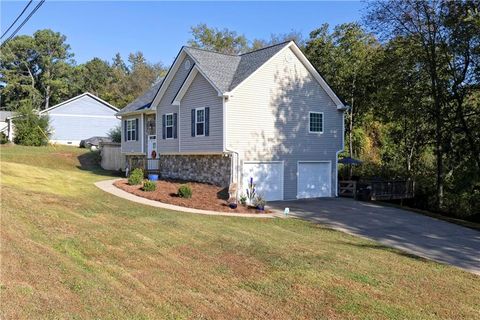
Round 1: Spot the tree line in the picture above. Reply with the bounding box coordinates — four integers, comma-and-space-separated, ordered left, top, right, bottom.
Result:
1, 0, 479, 218
0, 29, 166, 111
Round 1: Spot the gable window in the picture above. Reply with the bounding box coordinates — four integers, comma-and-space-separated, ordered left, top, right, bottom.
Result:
309, 112, 323, 133
126, 119, 137, 141
165, 113, 173, 139
196, 108, 205, 136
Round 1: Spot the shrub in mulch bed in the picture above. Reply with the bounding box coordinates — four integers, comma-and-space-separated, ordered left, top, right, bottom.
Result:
142, 180, 156, 192
178, 184, 192, 198
128, 168, 144, 185
114, 178, 271, 214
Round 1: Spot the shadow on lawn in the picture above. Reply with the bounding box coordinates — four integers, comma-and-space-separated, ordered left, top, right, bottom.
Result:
76, 151, 122, 178
339, 240, 429, 261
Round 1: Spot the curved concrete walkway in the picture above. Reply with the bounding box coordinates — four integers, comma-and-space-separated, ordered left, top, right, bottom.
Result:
95, 179, 275, 218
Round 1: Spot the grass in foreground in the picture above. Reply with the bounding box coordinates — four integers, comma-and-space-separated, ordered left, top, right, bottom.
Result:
1, 145, 479, 319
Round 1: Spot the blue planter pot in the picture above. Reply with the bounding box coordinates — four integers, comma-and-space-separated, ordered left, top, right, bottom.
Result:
148, 174, 159, 181
229, 203, 238, 209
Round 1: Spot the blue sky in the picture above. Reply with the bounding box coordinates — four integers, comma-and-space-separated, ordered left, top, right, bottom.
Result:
1, 1, 365, 66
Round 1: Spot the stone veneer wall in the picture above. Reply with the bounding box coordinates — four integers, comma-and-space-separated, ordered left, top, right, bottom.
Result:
159, 154, 231, 187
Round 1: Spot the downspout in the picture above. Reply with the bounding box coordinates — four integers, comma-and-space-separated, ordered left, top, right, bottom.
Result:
335, 106, 348, 197
178, 103, 181, 153
222, 94, 240, 186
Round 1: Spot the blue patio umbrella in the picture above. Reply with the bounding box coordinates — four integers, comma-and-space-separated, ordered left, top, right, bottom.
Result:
338, 157, 363, 165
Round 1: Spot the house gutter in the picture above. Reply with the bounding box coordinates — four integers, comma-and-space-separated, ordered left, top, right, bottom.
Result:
335, 106, 349, 197
222, 94, 240, 186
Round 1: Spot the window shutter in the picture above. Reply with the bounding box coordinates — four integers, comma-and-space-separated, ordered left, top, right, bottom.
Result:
135, 118, 139, 141
124, 120, 127, 141
162, 114, 166, 139
191, 109, 196, 137
205, 107, 210, 136
173, 113, 178, 139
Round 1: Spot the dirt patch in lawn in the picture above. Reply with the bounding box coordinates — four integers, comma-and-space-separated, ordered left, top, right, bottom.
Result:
114, 179, 271, 214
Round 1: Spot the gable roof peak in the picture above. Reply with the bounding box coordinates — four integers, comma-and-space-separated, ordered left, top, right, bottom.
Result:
239, 40, 292, 56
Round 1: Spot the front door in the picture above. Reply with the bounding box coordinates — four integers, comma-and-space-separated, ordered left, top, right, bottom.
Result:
147, 135, 158, 170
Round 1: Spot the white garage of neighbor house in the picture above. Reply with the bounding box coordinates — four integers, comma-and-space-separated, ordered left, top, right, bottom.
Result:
40, 92, 119, 146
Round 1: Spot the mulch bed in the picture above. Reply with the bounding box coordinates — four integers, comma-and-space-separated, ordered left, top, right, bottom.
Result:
114, 179, 271, 214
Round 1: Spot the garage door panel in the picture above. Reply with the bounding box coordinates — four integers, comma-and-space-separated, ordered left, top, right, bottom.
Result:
297, 162, 331, 198
242, 162, 283, 201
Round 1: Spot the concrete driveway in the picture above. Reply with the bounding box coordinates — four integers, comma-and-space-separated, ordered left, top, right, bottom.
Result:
269, 198, 480, 275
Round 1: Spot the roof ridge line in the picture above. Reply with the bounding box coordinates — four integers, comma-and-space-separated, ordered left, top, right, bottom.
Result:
239, 40, 292, 56
183, 46, 240, 57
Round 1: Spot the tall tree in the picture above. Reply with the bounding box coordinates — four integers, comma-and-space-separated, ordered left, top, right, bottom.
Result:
188, 23, 249, 54
305, 23, 380, 172
0, 35, 42, 110
366, 0, 480, 210
33, 29, 74, 109
73, 58, 113, 97
251, 31, 306, 50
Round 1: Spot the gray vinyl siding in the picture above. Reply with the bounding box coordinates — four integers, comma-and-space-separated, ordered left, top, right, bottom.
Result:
121, 115, 143, 154
179, 73, 223, 152
226, 47, 344, 199
156, 55, 191, 153
47, 95, 119, 143
156, 55, 223, 154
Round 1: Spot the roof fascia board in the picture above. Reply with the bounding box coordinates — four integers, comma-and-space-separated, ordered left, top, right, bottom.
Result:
183, 50, 224, 95
150, 49, 187, 110
116, 110, 151, 117
172, 63, 223, 105
172, 67, 199, 105
39, 92, 119, 114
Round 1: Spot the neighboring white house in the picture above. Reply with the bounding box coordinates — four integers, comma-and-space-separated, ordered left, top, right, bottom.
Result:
118, 41, 347, 201
0, 111, 15, 142
40, 92, 119, 146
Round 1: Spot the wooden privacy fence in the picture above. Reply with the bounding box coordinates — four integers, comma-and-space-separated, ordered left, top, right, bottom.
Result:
99, 142, 125, 171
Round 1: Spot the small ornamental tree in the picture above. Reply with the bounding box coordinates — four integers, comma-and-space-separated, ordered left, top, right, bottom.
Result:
108, 125, 121, 143
13, 104, 51, 146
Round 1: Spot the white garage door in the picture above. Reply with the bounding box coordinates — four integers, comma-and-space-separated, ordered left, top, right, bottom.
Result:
242, 161, 284, 201
297, 162, 331, 198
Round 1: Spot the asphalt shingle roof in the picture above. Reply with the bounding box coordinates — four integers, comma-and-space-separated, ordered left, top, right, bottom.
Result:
183, 47, 240, 93
117, 78, 164, 115
119, 42, 291, 115
229, 42, 290, 90
184, 41, 291, 93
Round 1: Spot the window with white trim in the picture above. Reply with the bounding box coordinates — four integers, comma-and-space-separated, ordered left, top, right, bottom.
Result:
165, 113, 173, 139
196, 108, 205, 136
309, 112, 323, 133
126, 119, 137, 141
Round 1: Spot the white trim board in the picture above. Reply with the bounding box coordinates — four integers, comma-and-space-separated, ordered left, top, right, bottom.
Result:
48, 114, 118, 119
39, 92, 119, 114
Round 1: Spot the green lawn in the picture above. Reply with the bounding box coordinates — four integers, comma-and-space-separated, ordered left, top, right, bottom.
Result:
1, 145, 479, 319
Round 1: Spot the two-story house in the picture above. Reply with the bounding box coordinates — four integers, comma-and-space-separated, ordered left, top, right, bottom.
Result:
117, 41, 347, 201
